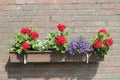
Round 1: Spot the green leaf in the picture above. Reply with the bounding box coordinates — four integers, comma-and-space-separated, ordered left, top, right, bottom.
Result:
61, 50, 66, 53
17, 49, 23, 54
9, 47, 15, 52
63, 44, 68, 49
15, 43, 21, 47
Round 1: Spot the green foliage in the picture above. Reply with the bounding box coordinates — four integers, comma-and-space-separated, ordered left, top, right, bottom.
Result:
91, 31, 112, 56
9, 28, 39, 54
14, 32, 30, 43
94, 46, 109, 56
35, 40, 50, 51
47, 30, 69, 53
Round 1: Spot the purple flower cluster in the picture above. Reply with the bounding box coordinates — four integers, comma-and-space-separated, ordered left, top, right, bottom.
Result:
68, 39, 93, 55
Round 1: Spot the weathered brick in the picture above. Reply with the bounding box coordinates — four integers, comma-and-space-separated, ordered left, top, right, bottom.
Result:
76, 0, 108, 4
103, 4, 120, 10
69, 21, 106, 27
37, 0, 56, 4
107, 21, 120, 27
97, 10, 114, 16
56, 0, 76, 3
0, 0, 14, 4
15, 0, 25, 4
15, 4, 101, 11
107, 0, 120, 3
111, 33, 120, 39
0, 0, 120, 80
25, 0, 56, 4
99, 16, 120, 21
0, 11, 8, 16
0, 28, 12, 34
0, 5, 21, 11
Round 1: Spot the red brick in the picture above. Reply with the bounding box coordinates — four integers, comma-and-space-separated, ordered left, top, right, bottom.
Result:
1, 5, 21, 11
0, 76, 8, 80
37, 0, 55, 4
0, 57, 9, 63
0, 11, 8, 16
0, 0, 14, 4
15, 0, 25, 4
92, 74, 101, 79
76, 0, 96, 3
56, 0, 76, 3
103, 4, 120, 10
108, 68, 120, 73
97, 10, 114, 16
75, 0, 108, 4
104, 56, 120, 62
25, 0, 56, 4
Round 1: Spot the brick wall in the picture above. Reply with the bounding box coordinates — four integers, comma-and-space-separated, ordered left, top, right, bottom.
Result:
0, 0, 120, 80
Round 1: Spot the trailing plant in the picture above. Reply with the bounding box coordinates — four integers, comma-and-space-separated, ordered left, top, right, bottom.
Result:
68, 39, 93, 55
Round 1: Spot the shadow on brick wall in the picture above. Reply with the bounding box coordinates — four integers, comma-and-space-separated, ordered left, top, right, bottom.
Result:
5, 58, 100, 80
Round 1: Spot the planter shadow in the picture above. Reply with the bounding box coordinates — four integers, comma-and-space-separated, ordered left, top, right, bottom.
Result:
5, 61, 100, 80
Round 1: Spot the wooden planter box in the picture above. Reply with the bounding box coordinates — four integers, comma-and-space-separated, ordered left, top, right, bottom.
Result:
9, 51, 104, 63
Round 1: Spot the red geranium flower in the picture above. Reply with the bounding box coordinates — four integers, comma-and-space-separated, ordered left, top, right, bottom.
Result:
57, 24, 66, 32
30, 31, 39, 39
98, 29, 107, 34
93, 40, 102, 48
55, 36, 67, 45
104, 38, 113, 47
22, 42, 30, 51
21, 28, 31, 34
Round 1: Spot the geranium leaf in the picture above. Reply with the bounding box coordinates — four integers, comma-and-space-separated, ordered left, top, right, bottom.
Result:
17, 49, 22, 54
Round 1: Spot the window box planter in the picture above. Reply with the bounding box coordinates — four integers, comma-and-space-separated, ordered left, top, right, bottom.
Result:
9, 51, 104, 64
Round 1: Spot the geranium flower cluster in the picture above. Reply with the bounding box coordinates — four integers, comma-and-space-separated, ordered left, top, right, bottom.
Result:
92, 29, 113, 56
9, 28, 39, 54
47, 24, 69, 53
55, 24, 67, 45
21, 28, 39, 51
21, 42, 30, 51
55, 36, 66, 45
21, 28, 39, 39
